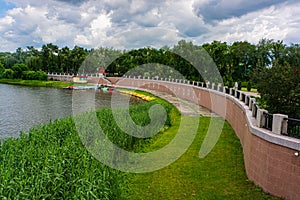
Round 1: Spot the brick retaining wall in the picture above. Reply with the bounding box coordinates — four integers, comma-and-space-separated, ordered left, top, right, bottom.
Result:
47, 74, 300, 199
109, 77, 300, 200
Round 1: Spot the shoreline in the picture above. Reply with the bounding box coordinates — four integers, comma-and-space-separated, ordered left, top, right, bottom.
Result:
0, 78, 73, 88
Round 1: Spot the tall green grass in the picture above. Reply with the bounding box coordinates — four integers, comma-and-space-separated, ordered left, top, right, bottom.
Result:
0, 95, 177, 199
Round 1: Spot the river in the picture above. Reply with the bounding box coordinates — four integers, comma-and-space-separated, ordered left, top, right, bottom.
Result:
0, 84, 137, 140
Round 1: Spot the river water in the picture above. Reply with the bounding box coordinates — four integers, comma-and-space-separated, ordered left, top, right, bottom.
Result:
0, 84, 136, 140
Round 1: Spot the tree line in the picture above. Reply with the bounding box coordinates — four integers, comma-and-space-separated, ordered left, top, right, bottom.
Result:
0, 39, 299, 82
0, 39, 299, 117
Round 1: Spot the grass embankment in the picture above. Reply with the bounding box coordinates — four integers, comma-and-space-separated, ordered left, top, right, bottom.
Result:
0, 78, 72, 88
129, 116, 281, 199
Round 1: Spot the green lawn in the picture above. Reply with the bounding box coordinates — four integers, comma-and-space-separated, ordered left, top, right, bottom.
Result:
128, 117, 281, 200
0, 78, 73, 88
241, 87, 258, 93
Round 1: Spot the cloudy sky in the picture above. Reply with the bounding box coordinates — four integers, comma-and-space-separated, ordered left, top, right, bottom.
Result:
0, 0, 299, 51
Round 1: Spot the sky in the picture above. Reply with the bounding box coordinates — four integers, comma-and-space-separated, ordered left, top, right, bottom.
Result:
0, 0, 299, 52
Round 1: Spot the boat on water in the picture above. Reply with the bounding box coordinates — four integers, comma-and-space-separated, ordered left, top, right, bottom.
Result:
64, 85, 99, 90
64, 85, 116, 92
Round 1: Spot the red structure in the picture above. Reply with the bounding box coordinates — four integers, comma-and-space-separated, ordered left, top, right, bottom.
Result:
99, 66, 106, 76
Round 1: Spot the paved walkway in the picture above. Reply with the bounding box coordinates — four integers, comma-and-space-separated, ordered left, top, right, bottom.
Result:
141, 89, 219, 117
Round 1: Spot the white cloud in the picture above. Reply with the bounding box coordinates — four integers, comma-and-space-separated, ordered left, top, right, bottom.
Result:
0, 0, 299, 51
200, 2, 300, 44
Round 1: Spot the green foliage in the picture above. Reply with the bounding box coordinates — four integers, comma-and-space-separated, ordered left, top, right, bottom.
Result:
0, 63, 4, 78
2, 68, 14, 79
238, 81, 242, 90
0, 95, 177, 198
0, 39, 300, 83
12, 63, 29, 78
22, 70, 37, 80
0, 117, 127, 199
247, 81, 252, 92
0, 62, 47, 81
255, 65, 300, 118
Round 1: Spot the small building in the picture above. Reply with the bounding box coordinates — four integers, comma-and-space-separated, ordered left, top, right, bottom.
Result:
72, 76, 88, 83
99, 66, 106, 77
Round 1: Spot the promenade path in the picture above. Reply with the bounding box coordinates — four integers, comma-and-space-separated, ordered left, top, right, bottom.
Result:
138, 88, 219, 117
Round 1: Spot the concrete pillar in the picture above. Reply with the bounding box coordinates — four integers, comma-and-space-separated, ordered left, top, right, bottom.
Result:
239, 92, 244, 101
223, 87, 226, 93
245, 95, 250, 105
252, 103, 257, 117
212, 83, 215, 90
249, 98, 255, 111
257, 109, 267, 128
235, 90, 239, 98
272, 114, 288, 135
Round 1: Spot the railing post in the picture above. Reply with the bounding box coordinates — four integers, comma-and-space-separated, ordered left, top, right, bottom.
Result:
245, 95, 249, 105
211, 83, 215, 90
239, 92, 243, 101
252, 103, 257, 117
249, 98, 255, 110
272, 114, 288, 135
257, 109, 267, 128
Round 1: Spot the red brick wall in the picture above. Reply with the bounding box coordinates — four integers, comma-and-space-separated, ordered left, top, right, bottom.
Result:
114, 78, 300, 200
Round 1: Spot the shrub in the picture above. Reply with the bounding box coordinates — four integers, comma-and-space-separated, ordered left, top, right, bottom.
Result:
22, 70, 36, 80
22, 70, 48, 81
35, 70, 48, 80
2, 68, 14, 79
247, 81, 252, 91
12, 63, 29, 79
238, 81, 242, 90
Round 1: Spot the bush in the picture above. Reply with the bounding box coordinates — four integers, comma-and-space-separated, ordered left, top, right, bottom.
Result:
2, 69, 14, 79
238, 81, 242, 90
35, 70, 48, 80
247, 81, 252, 91
241, 82, 248, 88
22, 70, 48, 81
22, 70, 36, 80
12, 63, 29, 79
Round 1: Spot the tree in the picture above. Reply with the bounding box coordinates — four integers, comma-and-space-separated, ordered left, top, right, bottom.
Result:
269, 40, 286, 67
202, 41, 230, 80
12, 63, 29, 79
230, 41, 256, 81
255, 65, 300, 118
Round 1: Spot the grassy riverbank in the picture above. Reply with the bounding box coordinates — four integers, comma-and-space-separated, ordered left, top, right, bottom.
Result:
0, 95, 176, 199
0, 89, 279, 199
0, 78, 73, 88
